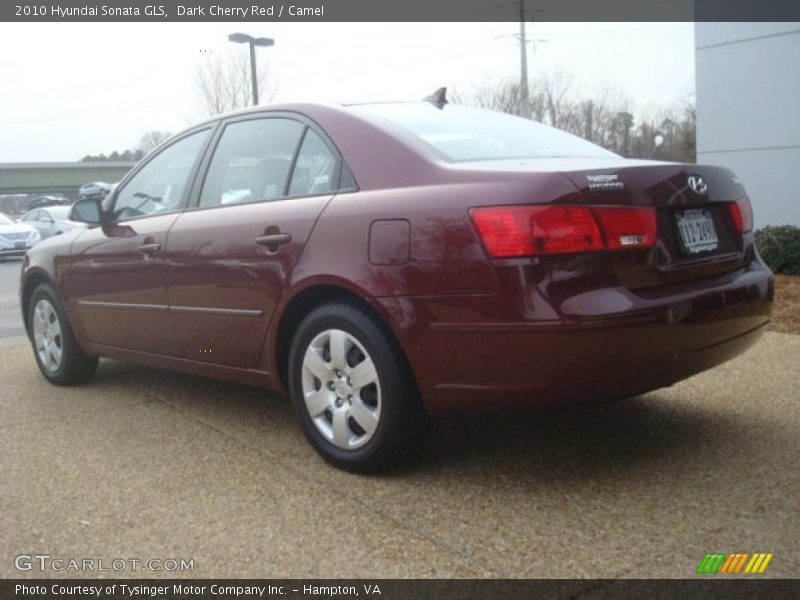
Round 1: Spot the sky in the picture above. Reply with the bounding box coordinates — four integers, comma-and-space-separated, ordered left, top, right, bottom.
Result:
0, 22, 695, 162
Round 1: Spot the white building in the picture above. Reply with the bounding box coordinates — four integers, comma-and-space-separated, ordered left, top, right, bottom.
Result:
695, 23, 800, 226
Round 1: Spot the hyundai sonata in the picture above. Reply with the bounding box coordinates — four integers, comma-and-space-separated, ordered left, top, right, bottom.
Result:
20, 96, 773, 471
1, 212, 41, 257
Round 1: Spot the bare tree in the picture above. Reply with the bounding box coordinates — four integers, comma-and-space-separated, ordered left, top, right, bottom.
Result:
455, 71, 583, 131
137, 130, 172, 155
570, 81, 632, 148
194, 49, 276, 118
448, 69, 696, 163
535, 70, 578, 130
452, 78, 527, 116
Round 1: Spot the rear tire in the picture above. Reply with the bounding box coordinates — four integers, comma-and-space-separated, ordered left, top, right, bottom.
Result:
288, 302, 429, 473
28, 283, 98, 385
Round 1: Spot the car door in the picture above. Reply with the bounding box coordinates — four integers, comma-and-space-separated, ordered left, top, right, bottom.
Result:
31, 210, 53, 238
20, 211, 39, 233
164, 115, 344, 368
66, 127, 213, 355
45, 207, 70, 236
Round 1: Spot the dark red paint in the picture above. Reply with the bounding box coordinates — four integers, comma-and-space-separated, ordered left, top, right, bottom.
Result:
21, 102, 773, 416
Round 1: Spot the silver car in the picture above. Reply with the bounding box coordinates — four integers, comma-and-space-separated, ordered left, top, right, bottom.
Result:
78, 181, 113, 199
0, 212, 40, 256
19, 206, 87, 239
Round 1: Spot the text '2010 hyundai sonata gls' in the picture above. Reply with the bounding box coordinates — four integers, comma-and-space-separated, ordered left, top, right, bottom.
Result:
20, 95, 773, 472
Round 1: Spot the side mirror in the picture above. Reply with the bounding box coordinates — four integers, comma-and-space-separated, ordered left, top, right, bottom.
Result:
70, 197, 104, 225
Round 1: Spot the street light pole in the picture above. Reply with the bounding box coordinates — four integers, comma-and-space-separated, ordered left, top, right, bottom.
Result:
248, 40, 259, 106
228, 32, 275, 107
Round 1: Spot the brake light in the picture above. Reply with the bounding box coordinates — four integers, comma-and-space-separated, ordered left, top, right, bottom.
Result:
470, 205, 656, 258
470, 206, 603, 258
592, 206, 657, 250
728, 197, 753, 233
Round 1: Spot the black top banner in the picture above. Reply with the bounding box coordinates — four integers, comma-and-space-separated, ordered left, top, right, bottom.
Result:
3, 0, 800, 22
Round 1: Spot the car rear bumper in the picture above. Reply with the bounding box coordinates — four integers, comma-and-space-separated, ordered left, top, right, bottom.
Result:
385, 264, 774, 415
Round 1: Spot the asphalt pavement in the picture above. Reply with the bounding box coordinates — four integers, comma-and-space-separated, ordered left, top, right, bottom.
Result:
0, 255, 798, 579
0, 257, 24, 340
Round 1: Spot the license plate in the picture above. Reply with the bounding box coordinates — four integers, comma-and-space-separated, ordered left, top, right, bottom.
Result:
14, 242, 25, 249
676, 209, 719, 255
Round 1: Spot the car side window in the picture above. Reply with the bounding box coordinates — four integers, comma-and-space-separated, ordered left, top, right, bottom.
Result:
287, 130, 338, 197
198, 118, 305, 208
113, 129, 210, 221
40, 210, 53, 224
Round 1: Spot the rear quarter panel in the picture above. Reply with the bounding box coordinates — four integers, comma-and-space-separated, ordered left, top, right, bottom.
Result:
275, 169, 584, 397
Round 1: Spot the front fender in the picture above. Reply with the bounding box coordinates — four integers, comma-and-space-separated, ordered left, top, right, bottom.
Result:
20, 229, 82, 335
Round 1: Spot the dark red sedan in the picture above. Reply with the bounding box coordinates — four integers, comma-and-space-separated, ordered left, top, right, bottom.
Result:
20, 98, 773, 472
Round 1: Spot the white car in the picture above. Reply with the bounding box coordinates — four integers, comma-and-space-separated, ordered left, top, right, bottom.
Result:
78, 181, 113, 199
0, 212, 40, 257
19, 205, 87, 240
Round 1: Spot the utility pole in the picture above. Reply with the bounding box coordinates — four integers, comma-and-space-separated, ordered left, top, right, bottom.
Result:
517, 0, 529, 118
584, 101, 594, 141
617, 111, 634, 157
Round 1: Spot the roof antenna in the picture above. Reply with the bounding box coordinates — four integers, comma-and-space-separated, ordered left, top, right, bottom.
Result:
423, 87, 448, 109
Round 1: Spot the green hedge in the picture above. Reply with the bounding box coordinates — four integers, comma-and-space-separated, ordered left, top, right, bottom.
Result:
754, 225, 800, 274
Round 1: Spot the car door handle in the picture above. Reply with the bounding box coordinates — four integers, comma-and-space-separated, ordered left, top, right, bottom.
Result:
255, 233, 292, 247
137, 242, 162, 254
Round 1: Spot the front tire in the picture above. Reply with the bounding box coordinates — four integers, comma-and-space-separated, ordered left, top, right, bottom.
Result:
28, 283, 98, 385
288, 302, 429, 473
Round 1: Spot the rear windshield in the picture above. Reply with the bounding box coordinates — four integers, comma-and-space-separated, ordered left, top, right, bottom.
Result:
350, 102, 618, 163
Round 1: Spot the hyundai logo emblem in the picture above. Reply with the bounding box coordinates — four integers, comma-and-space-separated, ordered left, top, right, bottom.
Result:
688, 175, 708, 194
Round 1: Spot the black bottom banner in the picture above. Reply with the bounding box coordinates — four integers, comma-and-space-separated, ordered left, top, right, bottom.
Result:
3, 579, 800, 600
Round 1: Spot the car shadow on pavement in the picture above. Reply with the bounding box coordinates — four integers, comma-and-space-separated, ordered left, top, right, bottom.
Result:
92, 358, 742, 487
412, 397, 739, 483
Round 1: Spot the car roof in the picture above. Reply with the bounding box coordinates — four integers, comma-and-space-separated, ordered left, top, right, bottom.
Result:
192, 100, 433, 127
166, 100, 450, 192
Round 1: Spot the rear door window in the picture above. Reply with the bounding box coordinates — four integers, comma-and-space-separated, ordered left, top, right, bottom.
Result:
287, 129, 338, 197
199, 118, 305, 208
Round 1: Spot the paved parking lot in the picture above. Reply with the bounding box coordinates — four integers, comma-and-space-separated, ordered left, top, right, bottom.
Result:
0, 255, 798, 579
0, 257, 24, 340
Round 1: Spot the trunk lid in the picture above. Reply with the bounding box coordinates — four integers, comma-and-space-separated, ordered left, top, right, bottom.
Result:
560, 160, 748, 289
451, 156, 751, 290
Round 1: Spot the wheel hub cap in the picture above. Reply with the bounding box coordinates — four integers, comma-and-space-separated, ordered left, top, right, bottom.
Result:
32, 298, 63, 373
301, 329, 382, 450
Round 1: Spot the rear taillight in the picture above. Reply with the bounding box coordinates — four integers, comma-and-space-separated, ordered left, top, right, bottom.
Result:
592, 207, 657, 251
470, 206, 603, 258
470, 205, 656, 258
727, 197, 753, 233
